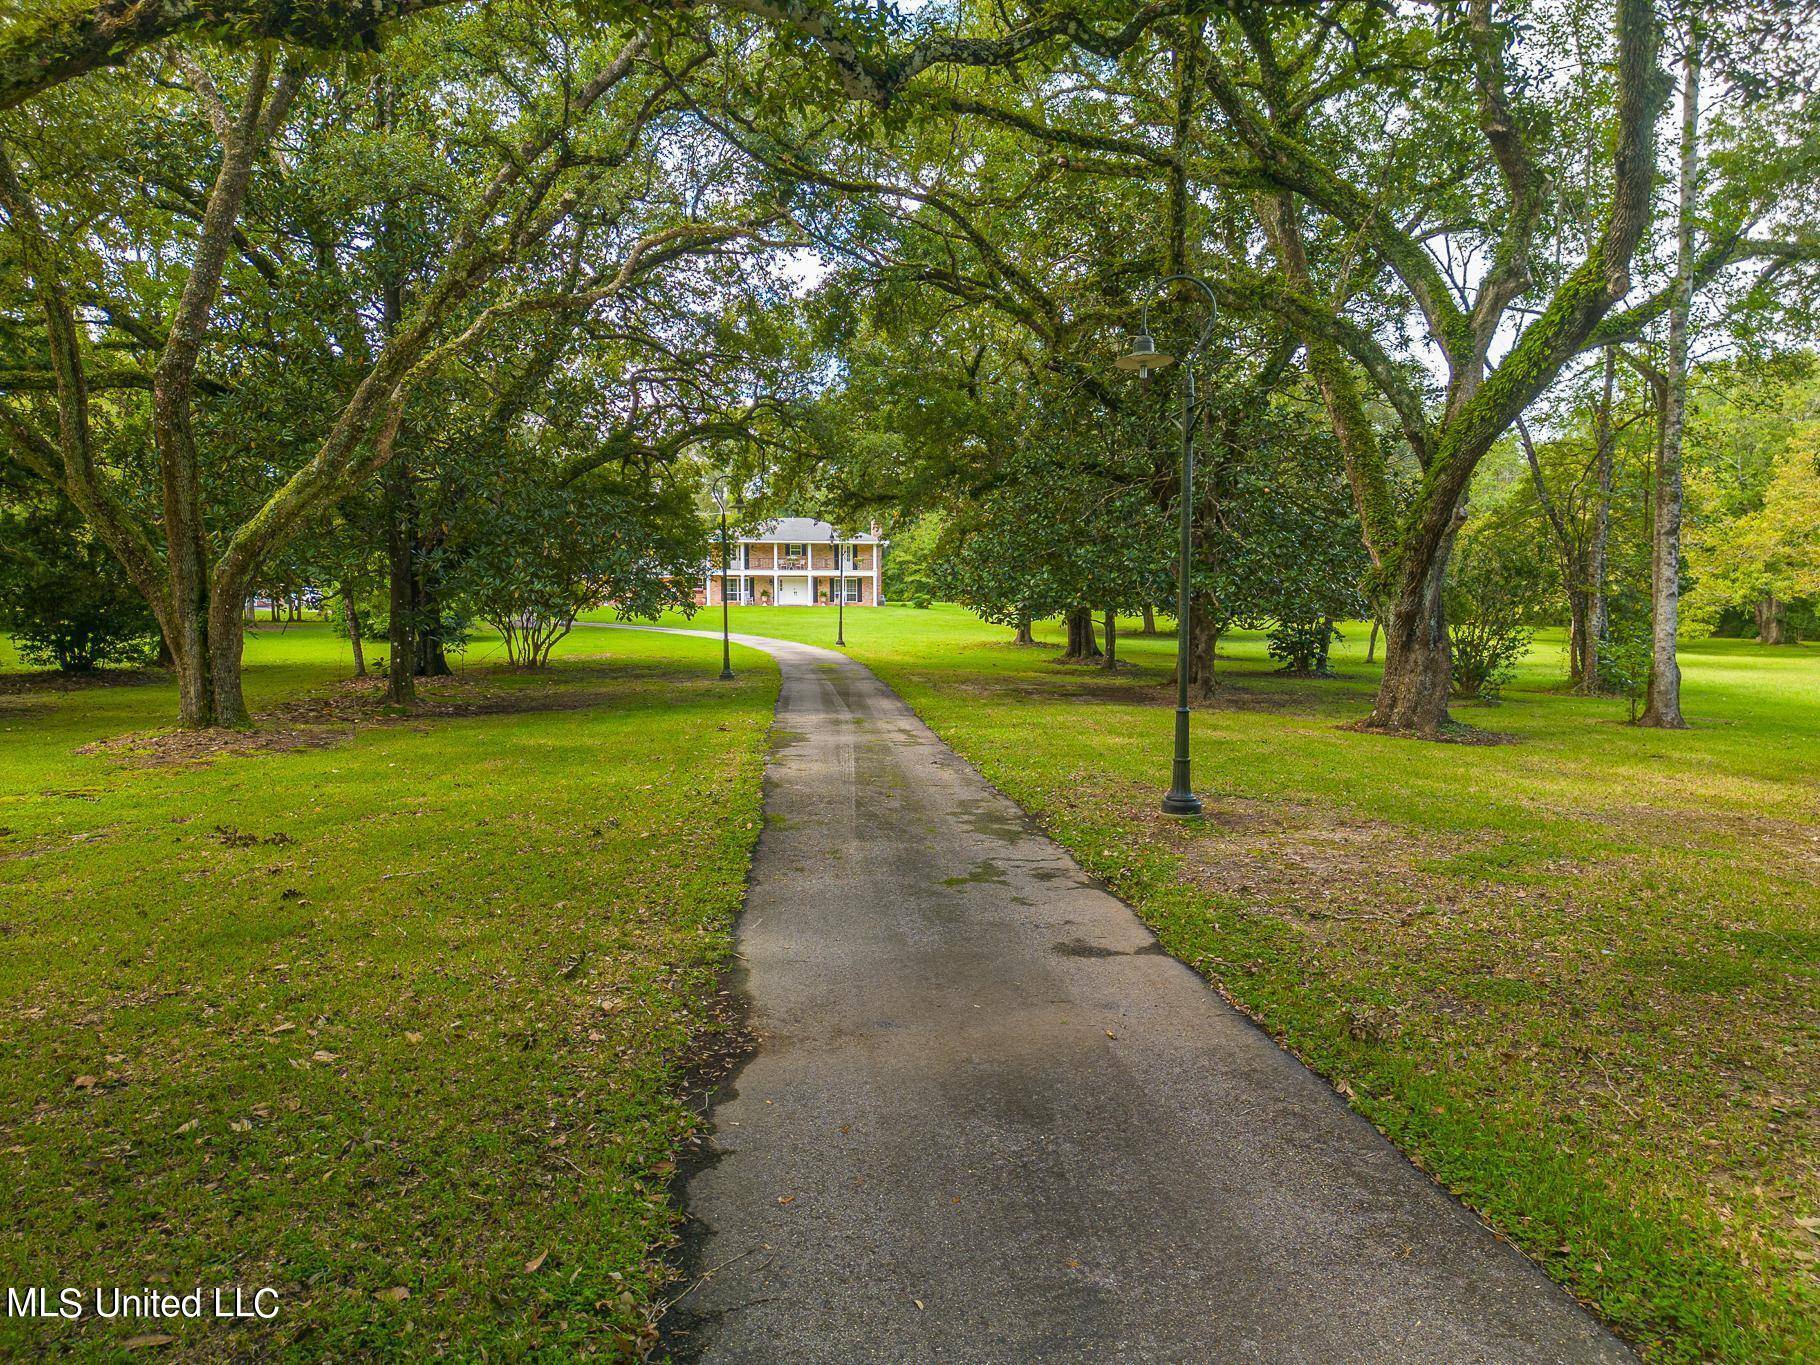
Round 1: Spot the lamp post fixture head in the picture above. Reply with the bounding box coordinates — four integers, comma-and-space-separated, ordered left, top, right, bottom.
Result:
1115, 330, 1174, 380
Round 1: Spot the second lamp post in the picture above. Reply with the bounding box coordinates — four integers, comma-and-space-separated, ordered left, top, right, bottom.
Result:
828, 524, 846, 647
710, 476, 738, 682
1115, 275, 1216, 818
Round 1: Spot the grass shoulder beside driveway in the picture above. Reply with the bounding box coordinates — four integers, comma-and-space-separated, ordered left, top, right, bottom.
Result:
662, 603, 1819, 1363
0, 623, 776, 1359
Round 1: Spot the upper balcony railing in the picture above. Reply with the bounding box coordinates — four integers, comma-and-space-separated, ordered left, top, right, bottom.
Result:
713, 549, 872, 572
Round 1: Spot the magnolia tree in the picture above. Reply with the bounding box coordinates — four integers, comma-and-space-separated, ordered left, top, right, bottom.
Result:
449, 464, 705, 668
932, 461, 1175, 660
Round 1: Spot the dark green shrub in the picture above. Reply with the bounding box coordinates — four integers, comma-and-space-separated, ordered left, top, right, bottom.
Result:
0, 504, 160, 671
1598, 617, 1654, 722
1446, 518, 1548, 701
1449, 614, 1530, 701
1268, 617, 1337, 675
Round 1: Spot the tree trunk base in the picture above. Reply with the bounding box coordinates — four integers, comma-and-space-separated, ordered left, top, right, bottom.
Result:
1361, 709, 1456, 742
1060, 607, 1102, 660
1346, 715, 1514, 745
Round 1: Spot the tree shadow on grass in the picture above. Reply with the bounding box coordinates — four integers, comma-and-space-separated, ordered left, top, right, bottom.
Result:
0, 666, 167, 697
75, 663, 728, 768
940, 666, 1375, 720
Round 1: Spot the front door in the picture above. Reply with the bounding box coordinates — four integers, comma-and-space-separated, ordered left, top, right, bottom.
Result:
778, 576, 811, 605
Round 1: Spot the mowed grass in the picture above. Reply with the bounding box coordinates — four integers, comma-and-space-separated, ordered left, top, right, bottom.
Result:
0, 622, 777, 1359
641, 603, 1819, 1363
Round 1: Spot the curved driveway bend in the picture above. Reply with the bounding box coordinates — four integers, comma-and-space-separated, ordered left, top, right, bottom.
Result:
591, 624, 1631, 1364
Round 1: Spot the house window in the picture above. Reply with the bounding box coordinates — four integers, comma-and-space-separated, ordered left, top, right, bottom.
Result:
784, 543, 805, 558
843, 578, 862, 603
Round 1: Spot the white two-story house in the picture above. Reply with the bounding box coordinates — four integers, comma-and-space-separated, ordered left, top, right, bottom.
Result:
699, 517, 885, 606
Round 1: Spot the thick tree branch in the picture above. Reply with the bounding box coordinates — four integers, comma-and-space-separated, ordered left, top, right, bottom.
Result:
1456, 0, 1548, 406
717, 0, 1202, 105
1201, 41, 1474, 365
0, 0, 444, 110
0, 0, 1201, 112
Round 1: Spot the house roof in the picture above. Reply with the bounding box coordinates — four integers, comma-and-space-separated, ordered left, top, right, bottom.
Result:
747, 517, 881, 544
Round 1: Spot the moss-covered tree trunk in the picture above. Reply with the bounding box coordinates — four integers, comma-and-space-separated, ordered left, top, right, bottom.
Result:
413, 539, 454, 677
345, 591, 367, 677
148, 55, 277, 728
1755, 595, 1787, 645
384, 452, 417, 708
1062, 606, 1101, 660
1582, 350, 1617, 692
378, 256, 417, 707
1179, 596, 1215, 700
205, 588, 251, 726
1639, 29, 1698, 730
1368, 529, 1458, 736
168, 633, 215, 729
1566, 588, 1591, 687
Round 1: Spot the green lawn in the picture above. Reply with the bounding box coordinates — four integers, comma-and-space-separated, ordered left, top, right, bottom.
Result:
631, 603, 1819, 1363
0, 622, 778, 1358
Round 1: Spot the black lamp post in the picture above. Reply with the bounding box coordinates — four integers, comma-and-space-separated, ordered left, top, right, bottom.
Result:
711, 476, 736, 681
1116, 275, 1216, 817
830, 524, 846, 647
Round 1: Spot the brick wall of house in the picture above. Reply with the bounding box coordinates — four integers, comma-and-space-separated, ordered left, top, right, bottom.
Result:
810, 576, 874, 604
707, 577, 759, 606
808, 544, 874, 572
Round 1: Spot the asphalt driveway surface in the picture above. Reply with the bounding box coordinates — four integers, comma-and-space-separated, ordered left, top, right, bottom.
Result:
600, 626, 1629, 1364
